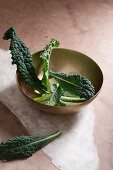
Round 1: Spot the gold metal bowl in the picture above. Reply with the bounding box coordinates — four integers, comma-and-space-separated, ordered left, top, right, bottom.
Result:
16, 48, 103, 114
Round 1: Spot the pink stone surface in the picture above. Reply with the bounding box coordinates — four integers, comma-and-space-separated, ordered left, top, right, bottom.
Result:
0, 0, 113, 169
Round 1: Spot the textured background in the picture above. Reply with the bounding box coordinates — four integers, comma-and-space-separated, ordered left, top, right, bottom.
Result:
0, 0, 113, 169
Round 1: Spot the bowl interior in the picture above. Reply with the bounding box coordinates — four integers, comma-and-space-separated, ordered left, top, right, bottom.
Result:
32, 48, 103, 94
17, 48, 103, 113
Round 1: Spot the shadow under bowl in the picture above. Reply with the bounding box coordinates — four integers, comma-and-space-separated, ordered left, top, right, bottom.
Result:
16, 48, 103, 114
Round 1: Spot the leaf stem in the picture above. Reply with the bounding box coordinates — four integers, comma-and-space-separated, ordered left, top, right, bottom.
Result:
61, 96, 86, 102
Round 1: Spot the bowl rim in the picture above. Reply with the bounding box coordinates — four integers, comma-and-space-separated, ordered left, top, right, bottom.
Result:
16, 48, 104, 108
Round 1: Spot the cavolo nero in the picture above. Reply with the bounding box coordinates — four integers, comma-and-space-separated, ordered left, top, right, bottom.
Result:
0, 131, 61, 161
3, 27, 47, 94
40, 38, 59, 91
3, 27, 95, 106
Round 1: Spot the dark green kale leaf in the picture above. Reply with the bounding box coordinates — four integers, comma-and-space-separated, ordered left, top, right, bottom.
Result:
3, 27, 47, 93
40, 39, 59, 91
34, 84, 62, 106
50, 70, 95, 100
0, 130, 61, 161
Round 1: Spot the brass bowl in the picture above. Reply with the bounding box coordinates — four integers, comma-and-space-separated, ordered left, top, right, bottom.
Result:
16, 48, 103, 114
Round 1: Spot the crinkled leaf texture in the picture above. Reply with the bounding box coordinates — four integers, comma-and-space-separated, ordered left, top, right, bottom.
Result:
34, 84, 62, 106
40, 39, 59, 90
50, 70, 95, 99
0, 131, 61, 161
3, 27, 47, 93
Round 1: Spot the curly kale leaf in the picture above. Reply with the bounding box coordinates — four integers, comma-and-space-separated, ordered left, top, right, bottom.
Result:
3, 27, 47, 93
50, 70, 95, 100
40, 39, 59, 91
34, 84, 62, 106
0, 130, 61, 161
